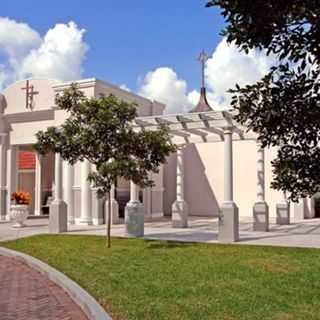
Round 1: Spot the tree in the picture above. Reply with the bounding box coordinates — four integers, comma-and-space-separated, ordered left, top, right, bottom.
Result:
206, 0, 320, 201
34, 85, 176, 247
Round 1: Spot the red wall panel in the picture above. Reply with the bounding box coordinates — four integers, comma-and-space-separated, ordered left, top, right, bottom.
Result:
18, 151, 36, 170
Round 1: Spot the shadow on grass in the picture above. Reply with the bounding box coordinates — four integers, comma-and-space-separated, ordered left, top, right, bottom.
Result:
146, 240, 198, 250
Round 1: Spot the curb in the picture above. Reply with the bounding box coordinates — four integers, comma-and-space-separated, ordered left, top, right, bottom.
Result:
0, 247, 112, 320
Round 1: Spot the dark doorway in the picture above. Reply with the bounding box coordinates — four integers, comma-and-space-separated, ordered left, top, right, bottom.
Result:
117, 192, 130, 218
314, 198, 320, 218
116, 189, 143, 218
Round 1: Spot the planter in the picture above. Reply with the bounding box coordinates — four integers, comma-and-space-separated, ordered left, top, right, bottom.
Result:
10, 204, 29, 228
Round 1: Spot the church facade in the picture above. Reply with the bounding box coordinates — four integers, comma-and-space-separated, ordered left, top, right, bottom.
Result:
0, 78, 317, 231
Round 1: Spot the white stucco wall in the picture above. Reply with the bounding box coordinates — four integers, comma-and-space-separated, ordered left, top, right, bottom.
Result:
1, 78, 166, 223
3, 79, 58, 114
164, 139, 286, 219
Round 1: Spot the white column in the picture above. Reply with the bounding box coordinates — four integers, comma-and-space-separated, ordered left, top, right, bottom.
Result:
218, 128, 239, 242
34, 153, 42, 216
63, 161, 74, 224
224, 130, 233, 202
294, 198, 305, 221
0, 135, 7, 220
176, 148, 184, 201
172, 146, 188, 228
105, 184, 120, 224
80, 160, 92, 225
253, 144, 269, 231
257, 146, 265, 202
53, 153, 62, 202
6, 145, 17, 220
143, 187, 152, 220
49, 153, 67, 233
130, 181, 139, 203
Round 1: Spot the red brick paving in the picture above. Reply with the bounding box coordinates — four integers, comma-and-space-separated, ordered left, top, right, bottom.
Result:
0, 255, 88, 320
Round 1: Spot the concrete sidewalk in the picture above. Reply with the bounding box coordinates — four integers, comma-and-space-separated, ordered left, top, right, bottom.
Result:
2, 216, 320, 248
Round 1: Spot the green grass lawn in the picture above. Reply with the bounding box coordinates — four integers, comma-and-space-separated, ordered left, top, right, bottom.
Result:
2, 235, 320, 320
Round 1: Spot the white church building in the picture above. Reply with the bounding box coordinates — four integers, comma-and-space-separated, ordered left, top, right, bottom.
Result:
0, 77, 317, 242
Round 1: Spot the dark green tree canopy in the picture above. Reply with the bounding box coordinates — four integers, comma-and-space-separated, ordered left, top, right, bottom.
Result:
207, 0, 320, 201
206, 1, 320, 63
34, 85, 176, 197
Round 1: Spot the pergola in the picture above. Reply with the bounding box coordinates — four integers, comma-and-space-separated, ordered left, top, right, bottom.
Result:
47, 110, 271, 243
125, 110, 269, 243
134, 110, 250, 145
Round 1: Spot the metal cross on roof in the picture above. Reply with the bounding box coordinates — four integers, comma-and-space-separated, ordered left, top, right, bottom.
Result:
197, 50, 209, 88
21, 80, 39, 110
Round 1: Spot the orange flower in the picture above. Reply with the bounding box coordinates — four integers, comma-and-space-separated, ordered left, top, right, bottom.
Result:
11, 191, 32, 205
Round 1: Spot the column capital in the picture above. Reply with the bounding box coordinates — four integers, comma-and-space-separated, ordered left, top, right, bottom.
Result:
223, 127, 233, 135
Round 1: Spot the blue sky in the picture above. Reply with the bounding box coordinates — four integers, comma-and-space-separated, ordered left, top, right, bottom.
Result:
1, 0, 225, 92
0, 1, 273, 114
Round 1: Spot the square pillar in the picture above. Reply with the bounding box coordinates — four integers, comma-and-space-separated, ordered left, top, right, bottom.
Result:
253, 202, 269, 231
218, 128, 239, 243
125, 181, 144, 237
276, 192, 290, 225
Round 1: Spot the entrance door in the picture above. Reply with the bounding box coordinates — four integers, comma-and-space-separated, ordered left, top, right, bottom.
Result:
18, 171, 35, 214
314, 198, 320, 218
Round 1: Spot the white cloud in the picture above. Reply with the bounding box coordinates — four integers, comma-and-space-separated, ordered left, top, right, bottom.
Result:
205, 38, 275, 108
20, 22, 88, 81
0, 17, 41, 60
139, 67, 193, 114
139, 38, 275, 113
187, 90, 200, 106
0, 18, 88, 89
120, 84, 131, 92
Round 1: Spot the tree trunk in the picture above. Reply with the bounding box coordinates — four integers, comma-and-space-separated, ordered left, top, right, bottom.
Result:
107, 191, 111, 248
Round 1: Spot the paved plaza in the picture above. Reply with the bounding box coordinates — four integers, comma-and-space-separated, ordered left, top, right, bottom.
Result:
0, 255, 88, 320
2, 216, 320, 248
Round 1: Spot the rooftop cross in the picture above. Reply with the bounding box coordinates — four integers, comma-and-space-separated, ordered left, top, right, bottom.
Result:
197, 50, 209, 89
21, 80, 39, 110
189, 50, 213, 113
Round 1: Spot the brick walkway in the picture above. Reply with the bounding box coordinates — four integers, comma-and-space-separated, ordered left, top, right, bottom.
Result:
0, 255, 88, 320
